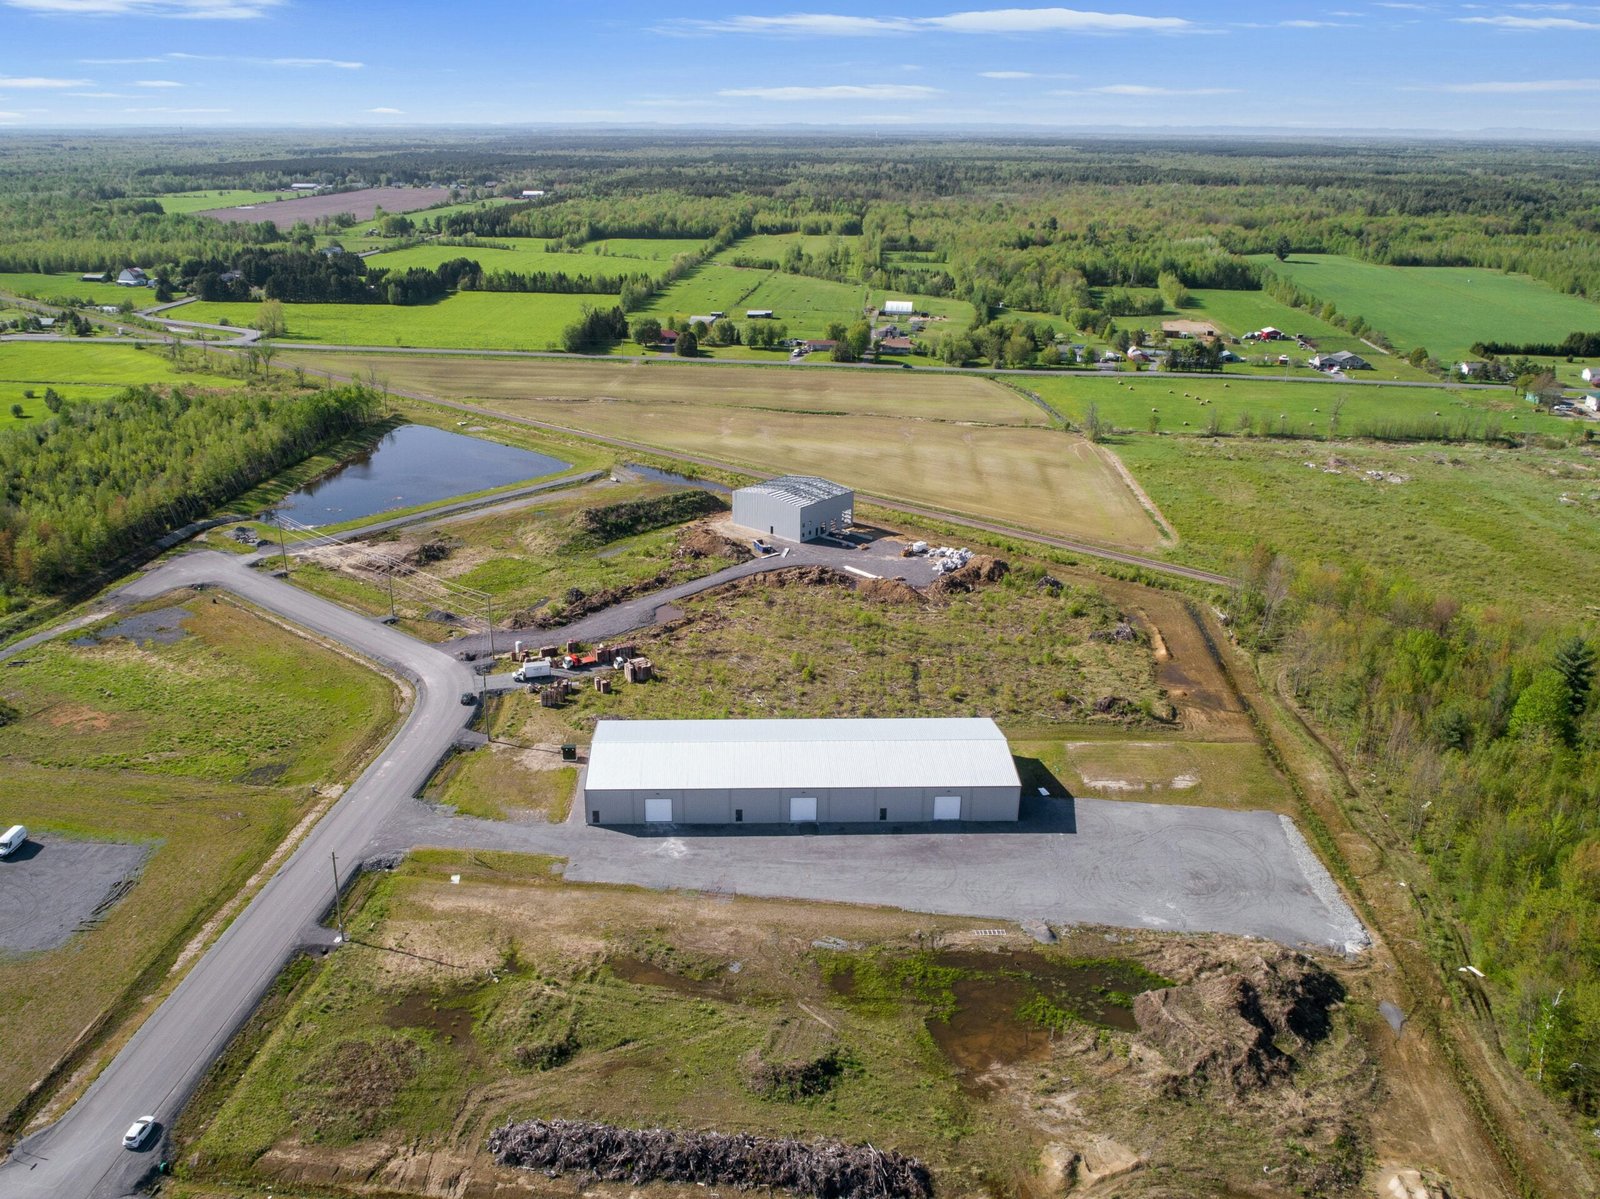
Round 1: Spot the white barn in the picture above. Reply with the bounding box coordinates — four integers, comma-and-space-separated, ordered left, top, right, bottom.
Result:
583, 717, 1023, 826
731, 475, 853, 543
883, 299, 915, 316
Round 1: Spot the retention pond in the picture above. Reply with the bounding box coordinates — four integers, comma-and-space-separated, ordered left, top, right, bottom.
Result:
277, 424, 569, 526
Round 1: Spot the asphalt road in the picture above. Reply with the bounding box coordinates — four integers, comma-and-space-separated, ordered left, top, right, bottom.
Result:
0, 552, 474, 1199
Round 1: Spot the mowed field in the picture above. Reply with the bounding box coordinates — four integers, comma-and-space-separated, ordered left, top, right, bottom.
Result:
284, 353, 1160, 547
364, 238, 682, 280
177, 291, 613, 350
142, 189, 290, 214
0, 595, 400, 1124
1255, 254, 1600, 363
197, 186, 453, 228
0, 271, 156, 306
0, 341, 239, 423
1025, 371, 1569, 438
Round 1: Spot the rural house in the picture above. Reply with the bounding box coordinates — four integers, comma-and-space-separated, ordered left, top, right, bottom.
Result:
1310, 351, 1371, 371
115, 268, 149, 287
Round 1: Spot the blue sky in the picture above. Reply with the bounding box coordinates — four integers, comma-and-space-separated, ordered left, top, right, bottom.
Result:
1, 0, 1597, 132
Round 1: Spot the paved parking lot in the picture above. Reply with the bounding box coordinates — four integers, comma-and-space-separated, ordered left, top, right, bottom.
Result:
375, 794, 1369, 955
0, 837, 149, 954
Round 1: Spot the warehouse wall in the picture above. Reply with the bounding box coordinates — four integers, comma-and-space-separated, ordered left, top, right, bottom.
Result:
585, 783, 1020, 826
730, 489, 854, 543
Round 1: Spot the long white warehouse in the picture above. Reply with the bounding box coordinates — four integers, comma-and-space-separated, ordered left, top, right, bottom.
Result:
583, 717, 1022, 826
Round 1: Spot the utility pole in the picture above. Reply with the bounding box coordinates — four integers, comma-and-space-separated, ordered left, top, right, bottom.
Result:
387, 569, 396, 620
330, 850, 346, 943
275, 515, 290, 575
486, 595, 495, 657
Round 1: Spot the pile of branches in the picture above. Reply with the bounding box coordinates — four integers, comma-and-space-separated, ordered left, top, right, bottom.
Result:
488, 1119, 933, 1199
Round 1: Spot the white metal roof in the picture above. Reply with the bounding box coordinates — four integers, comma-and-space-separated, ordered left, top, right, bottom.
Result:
735, 475, 853, 509
586, 717, 1019, 793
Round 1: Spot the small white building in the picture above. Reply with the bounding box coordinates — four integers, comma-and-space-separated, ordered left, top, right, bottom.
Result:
115, 268, 149, 287
732, 475, 853, 543
883, 299, 915, 317
1583, 366, 1600, 384
521, 189, 546, 198
746, 309, 774, 319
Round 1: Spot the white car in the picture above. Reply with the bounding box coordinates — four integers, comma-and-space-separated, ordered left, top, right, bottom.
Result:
122, 1115, 157, 1150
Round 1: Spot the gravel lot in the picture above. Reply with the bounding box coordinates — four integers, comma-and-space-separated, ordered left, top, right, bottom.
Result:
374, 793, 1370, 955
0, 836, 149, 954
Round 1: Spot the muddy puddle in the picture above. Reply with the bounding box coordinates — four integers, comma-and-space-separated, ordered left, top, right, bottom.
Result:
72, 605, 193, 648
608, 955, 729, 998
830, 949, 1158, 1091
625, 464, 731, 495
383, 992, 478, 1052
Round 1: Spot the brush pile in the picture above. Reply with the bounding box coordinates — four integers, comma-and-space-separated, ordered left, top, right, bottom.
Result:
488, 1119, 934, 1199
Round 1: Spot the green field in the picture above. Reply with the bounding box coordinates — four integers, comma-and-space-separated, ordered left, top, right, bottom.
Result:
0, 595, 399, 1124
1117, 434, 1600, 612
716, 233, 853, 264
0, 272, 157, 307
0, 341, 240, 423
1024, 372, 1568, 439
1255, 254, 1600, 364
178, 291, 614, 350
364, 237, 671, 281
143, 189, 289, 214
586, 237, 708, 260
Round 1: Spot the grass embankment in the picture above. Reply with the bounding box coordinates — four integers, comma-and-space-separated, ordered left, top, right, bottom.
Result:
1115, 434, 1600, 614
1255, 254, 1600, 364
0, 341, 242, 425
181, 852, 1362, 1198
0, 594, 401, 1127
275, 479, 735, 640
484, 560, 1162, 747
281, 355, 1158, 549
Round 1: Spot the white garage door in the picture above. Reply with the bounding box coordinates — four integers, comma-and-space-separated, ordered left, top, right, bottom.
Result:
933, 795, 962, 821
644, 798, 673, 823
789, 796, 818, 822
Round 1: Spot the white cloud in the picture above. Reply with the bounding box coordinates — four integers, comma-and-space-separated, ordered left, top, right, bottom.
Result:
0, 75, 92, 87
979, 68, 1076, 77
0, 110, 21, 118
7, 0, 281, 16
366, 106, 403, 114
1459, 12, 1600, 25
271, 57, 363, 69
122, 103, 230, 111
685, 7, 1193, 36
1078, 83, 1240, 94
1421, 77, 1600, 91
66, 90, 134, 96
718, 83, 942, 99
79, 55, 165, 63
135, 79, 184, 87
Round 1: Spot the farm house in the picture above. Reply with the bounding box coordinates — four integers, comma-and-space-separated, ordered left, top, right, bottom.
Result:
731, 475, 853, 543
583, 718, 1023, 826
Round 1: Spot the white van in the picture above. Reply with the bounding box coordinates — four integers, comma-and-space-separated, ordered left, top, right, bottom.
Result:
0, 826, 26, 858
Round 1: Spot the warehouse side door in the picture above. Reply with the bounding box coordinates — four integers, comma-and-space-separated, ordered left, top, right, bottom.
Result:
644, 798, 673, 823
933, 795, 962, 821
789, 796, 817, 822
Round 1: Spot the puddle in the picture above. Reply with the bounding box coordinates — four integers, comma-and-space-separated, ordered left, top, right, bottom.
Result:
624, 464, 731, 495
828, 948, 1158, 1093
383, 992, 478, 1049
71, 605, 193, 648
278, 424, 570, 526
609, 955, 728, 998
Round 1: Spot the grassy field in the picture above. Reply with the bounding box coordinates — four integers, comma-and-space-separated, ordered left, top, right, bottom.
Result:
143, 189, 289, 214
0, 595, 400, 1125
484, 560, 1161, 748
1017, 736, 1287, 812
1116, 434, 1600, 612
584, 237, 708, 260
177, 291, 615, 350
0, 272, 158, 307
717, 233, 851, 264
282, 354, 1159, 546
425, 745, 575, 821
1255, 254, 1600, 364
180, 850, 1374, 1198
364, 237, 678, 280
0, 341, 241, 424
1024, 371, 1569, 439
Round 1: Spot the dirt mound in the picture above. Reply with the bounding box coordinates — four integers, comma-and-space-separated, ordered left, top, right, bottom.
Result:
1133, 949, 1345, 1098
858, 577, 923, 605
489, 1118, 932, 1199
928, 555, 1008, 595
514, 570, 677, 629
745, 1016, 846, 1101
402, 538, 453, 566
727, 565, 855, 593
678, 524, 755, 563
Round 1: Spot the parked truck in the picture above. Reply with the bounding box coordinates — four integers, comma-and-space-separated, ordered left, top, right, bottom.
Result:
513, 659, 554, 683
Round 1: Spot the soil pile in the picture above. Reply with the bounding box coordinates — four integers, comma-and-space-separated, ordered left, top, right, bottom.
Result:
1133, 949, 1345, 1097
402, 538, 453, 566
727, 565, 855, 592
678, 524, 755, 563
858, 577, 923, 605
928, 555, 1008, 596
488, 1119, 933, 1199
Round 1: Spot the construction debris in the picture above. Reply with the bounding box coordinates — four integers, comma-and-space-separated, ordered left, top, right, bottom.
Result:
927, 555, 1008, 596
488, 1119, 933, 1199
